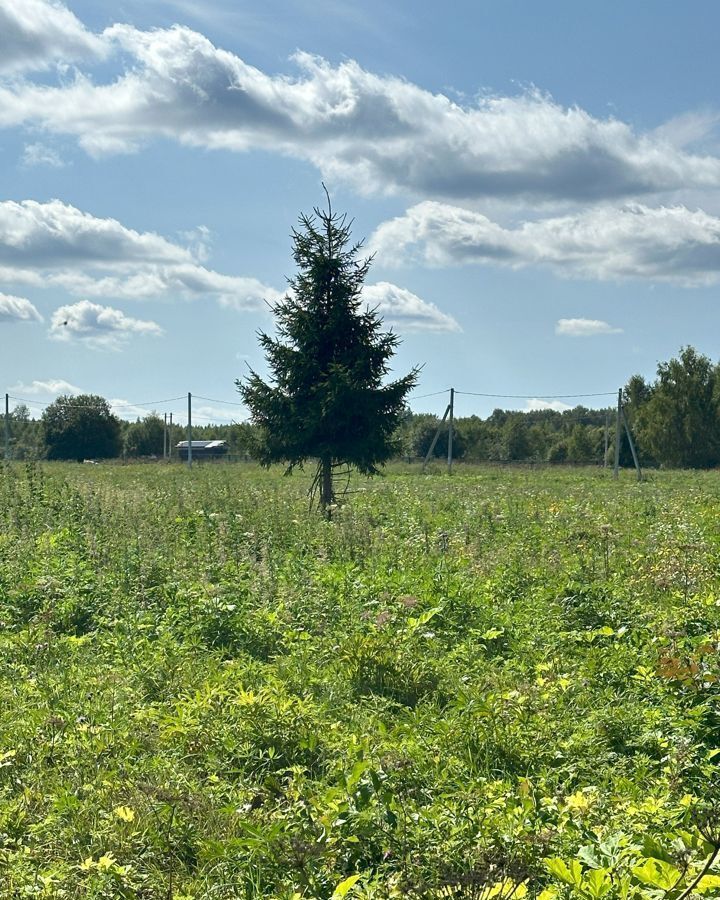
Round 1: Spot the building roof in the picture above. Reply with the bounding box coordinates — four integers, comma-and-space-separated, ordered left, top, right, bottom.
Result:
176, 440, 228, 449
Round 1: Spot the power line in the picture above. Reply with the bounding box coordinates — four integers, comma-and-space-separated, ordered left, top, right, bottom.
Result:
8, 394, 186, 410
8, 396, 47, 407
192, 394, 245, 406
410, 388, 451, 400
455, 390, 616, 400
114, 396, 186, 408
6, 385, 618, 420
190, 412, 238, 422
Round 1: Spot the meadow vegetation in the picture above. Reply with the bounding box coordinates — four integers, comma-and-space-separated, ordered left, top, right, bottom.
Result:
0, 461, 719, 898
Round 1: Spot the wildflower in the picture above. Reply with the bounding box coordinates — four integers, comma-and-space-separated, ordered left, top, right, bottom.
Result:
114, 805, 135, 823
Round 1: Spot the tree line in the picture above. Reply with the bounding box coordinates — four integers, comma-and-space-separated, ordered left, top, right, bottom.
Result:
4, 397, 261, 462
4, 344, 720, 469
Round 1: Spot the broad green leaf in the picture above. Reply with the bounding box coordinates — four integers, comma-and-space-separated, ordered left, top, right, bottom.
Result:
538, 890, 559, 900
545, 858, 582, 887
583, 868, 612, 899
642, 837, 675, 865
408, 607, 442, 630
332, 874, 361, 899
578, 844, 602, 870
697, 875, 720, 894
632, 858, 682, 890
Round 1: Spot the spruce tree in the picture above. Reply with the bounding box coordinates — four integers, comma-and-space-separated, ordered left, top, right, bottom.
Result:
238, 195, 418, 511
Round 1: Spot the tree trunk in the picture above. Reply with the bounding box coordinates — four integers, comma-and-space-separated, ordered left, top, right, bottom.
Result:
320, 456, 334, 515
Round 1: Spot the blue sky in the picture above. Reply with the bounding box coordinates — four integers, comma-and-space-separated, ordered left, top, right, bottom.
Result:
2, 0, 720, 425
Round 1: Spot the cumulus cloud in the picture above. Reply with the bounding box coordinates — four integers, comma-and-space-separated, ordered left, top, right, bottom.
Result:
0, 199, 282, 309
525, 399, 573, 412
0, 14, 719, 202
50, 299, 163, 347
9, 378, 83, 396
362, 282, 460, 332
371, 201, 720, 285
0, 0, 106, 74
556, 318, 623, 337
0, 291, 42, 322
193, 403, 240, 424
0, 199, 190, 268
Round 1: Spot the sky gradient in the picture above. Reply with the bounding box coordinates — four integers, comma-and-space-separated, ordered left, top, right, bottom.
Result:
2, 0, 720, 425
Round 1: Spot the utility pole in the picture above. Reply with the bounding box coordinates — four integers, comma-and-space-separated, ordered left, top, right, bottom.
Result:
169, 413, 173, 460
613, 388, 622, 479
621, 407, 642, 482
187, 393, 192, 468
4, 393, 9, 462
422, 400, 451, 471
163, 412, 167, 460
447, 387, 455, 473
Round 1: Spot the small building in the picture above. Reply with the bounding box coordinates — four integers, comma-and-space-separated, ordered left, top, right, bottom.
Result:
176, 440, 229, 461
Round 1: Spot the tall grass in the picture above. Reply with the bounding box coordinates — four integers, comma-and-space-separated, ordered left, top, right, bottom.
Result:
0, 461, 719, 898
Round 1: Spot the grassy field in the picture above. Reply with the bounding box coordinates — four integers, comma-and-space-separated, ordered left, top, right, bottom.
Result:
1, 461, 719, 899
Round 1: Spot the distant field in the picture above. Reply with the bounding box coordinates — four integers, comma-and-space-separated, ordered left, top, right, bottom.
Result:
1, 462, 719, 899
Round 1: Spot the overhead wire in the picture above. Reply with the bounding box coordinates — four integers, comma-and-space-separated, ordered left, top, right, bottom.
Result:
455, 390, 616, 399
9, 394, 186, 411
409, 388, 451, 400
6, 385, 617, 423
192, 394, 245, 406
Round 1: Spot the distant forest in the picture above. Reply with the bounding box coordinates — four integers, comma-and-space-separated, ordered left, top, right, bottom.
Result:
6, 347, 720, 469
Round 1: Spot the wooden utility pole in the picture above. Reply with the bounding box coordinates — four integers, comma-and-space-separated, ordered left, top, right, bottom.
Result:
621, 407, 642, 482
447, 387, 455, 473
423, 401, 451, 471
187, 393, 192, 468
163, 412, 168, 460
4, 393, 9, 461
613, 388, 622, 479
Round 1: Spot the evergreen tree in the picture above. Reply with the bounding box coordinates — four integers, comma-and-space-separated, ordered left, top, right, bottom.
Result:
238, 195, 418, 511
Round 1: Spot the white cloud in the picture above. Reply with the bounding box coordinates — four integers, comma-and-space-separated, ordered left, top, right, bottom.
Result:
109, 398, 163, 420
0, 17, 719, 203
0, 291, 42, 322
652, 111, 720, 150
178, 224, 212, 262
21, 141, 66, 168
525, 398, 572, 412
0, 199, 282, 309
9, 378, 83, 396
50, 299, 163, 347
371, 201, 720, 285
556, 318, 623, 337
0, 0, 106, 74
0, 199, 191, 268
193, 403, 240, 424
362, 281, 460, 332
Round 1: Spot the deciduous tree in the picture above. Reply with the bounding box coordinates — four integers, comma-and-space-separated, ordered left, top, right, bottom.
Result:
42, 394, 121, 461
630, 347, 720, 468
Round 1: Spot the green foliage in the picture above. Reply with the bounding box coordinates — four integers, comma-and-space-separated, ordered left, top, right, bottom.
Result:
238, 197, 418, 506
397, 407, 610, 466
3, 457, 720, 894
123, 413, 165, 457
7, 404, 44, 459
42, 394, 122, 460
627, 346, 720, 469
